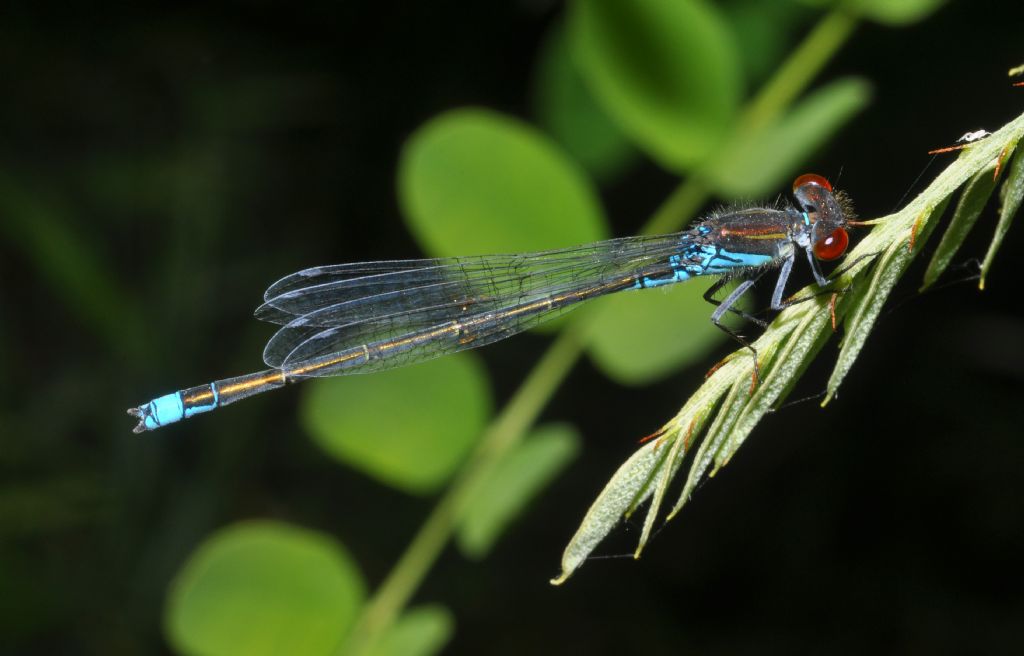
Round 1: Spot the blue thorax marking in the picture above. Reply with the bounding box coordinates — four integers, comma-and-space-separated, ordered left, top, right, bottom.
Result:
802, 212, 811, 226
710, 249, 773, 270
689, 244, 773, 275
631, 241, 772, 290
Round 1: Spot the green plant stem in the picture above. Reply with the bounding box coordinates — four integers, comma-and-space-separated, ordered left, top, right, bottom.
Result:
343, 321, 588, 655
644, 177, 709, 236
344, 9, 858, 655
739, 9, 857, 134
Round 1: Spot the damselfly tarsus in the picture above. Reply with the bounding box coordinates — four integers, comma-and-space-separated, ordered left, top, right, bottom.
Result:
129, 173, 862, 433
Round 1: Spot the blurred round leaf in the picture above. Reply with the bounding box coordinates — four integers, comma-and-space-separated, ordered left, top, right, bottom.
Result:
533, 21, 637, 182
568, 0, 742, 171
704, 77, 871, 198
456, 423, 581, 559
723, 0, 808, 84
799, 0, 946, 24
587, 280, 741, 385
301, 353, 492, 494
166, 520, 365, 656
398, 108, 608, 257
368, 605, 454, 656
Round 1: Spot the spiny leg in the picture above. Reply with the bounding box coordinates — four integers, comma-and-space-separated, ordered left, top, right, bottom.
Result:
703, 273, 768, 328
705, 277, 763, 387
769, 252, 796, 310
776, 250, 880, 311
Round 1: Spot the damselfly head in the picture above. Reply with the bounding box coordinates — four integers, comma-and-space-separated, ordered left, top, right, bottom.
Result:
791, 173, 854, 261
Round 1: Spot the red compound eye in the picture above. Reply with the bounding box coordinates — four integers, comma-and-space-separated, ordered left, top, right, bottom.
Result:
814, 228, 849, 261
792, 173, 833, 193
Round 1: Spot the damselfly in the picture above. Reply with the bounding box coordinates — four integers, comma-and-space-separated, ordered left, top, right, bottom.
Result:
129, 173, 860, 433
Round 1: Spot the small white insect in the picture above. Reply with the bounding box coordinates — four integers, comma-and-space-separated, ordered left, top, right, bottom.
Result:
956, 129, 991, 144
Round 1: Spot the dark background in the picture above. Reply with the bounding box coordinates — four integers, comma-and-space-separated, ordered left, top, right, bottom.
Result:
3, 1, 1024, 654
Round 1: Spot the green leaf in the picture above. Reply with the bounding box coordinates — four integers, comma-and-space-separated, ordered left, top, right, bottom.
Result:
398, 108, 608, 257
534, 21, 638, 182
367, 605, 454, 656
704, 77, 871, 198
568, 0, 742, 170
713, 307, 829, 469
551, 439, 665, 585
586, 280, 739, 386
798, 0, 946, 25
672, 365, 756, 519
827, 195, 952, 400
301, 354, 492, 494
457, 424, 581, 559
921, 163, 1000, 290
980, 147, 1024, 288
552, 364, 734, 584
723, 0, 808, 84
166, 521, 365, 656
844, 0, 947, 25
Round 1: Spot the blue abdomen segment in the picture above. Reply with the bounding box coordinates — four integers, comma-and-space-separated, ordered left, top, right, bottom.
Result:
131, 385, 220, 432
144, 393, 186, 430
129, 369, 286, 433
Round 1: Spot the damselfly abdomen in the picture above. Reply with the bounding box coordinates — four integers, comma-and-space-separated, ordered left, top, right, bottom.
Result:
129, 173, 858, 433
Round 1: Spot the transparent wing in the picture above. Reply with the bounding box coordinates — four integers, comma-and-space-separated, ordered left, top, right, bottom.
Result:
257, 233, 688, 378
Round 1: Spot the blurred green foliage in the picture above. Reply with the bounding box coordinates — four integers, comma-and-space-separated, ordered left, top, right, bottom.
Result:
456, 423, 580, 558
399, 108, 609, 256
365, 605, 454, 656
568, 0, 742, 170
302, 353, 493, 494
801, 0, 947, 25
702, 77, 871, 196
533, 21, 638, 181
166, 521, 366, 655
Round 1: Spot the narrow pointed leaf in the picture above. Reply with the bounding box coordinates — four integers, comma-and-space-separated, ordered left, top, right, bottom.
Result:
921, 162, 1000, 290
716, 304, 832, 468
672, 370, 750, 518
979, 148, 1024, 288
634, 418, 689, 557
553, 366, 733, 582
826, 196, 951, 400
550, 439, 665, 585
